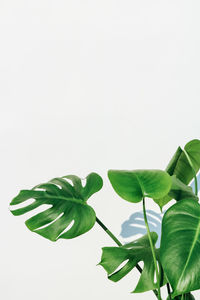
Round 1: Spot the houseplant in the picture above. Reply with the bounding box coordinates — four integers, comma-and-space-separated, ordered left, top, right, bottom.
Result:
10, 139, 200, 300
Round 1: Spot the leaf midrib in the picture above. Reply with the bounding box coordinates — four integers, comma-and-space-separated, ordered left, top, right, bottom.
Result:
176, 215, 200, 291
36, 195, 87, 205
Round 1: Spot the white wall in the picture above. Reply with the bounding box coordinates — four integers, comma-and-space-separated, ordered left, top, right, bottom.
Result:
1, 1, 200, 299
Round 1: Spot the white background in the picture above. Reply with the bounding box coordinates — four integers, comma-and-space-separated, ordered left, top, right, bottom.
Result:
1, 1, 200, 299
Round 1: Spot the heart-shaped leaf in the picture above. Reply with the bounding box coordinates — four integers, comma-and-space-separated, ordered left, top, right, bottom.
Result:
99, 232, 166, 293
166, 139, 200, 185
108, 169, 171, 204
154, 175, 198, 210
10, 172, 103, 241
160, 199, 200, 297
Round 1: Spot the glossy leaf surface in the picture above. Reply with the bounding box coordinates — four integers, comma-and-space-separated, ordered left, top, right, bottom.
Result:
10, 173, 103, 241
160, 199, 200, 297
154, 175, 198, 209
166, 139, 200, 185
99, 232, 166, 293
108, 169, 171, 203
167, 293, 195, 300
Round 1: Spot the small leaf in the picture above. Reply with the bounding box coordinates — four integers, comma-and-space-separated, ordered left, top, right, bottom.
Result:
10, 173, 103, 241
108, 169, 171, 203
99, 233, 166, 293
160, 199, 200, 297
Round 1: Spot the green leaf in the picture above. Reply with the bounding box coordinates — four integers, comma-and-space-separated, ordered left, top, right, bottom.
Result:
108, 169, 172, 203
99, 233, 166, 293
160, 199, 200, 297
155, 139, 200, 209
166, 139, 200, 185
10, 172, 103, 241
154, 176, 198, 210
166, 293, 195, 300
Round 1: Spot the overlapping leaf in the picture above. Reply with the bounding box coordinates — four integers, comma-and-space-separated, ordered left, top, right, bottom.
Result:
160, 199, 200, 297
10, 173, 103, 241
167, 293, 195, 300
154, 175, 198, 210
155, 139, 200, 209
108, 169, 171, 204
166, 139, 200, 185
99, 232, 166, 293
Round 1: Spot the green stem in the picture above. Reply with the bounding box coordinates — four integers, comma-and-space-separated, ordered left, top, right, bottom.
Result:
143, 198, 162, 300
96, 216, 159, 299
183, 149, 198, 196
96, 217, 122, 246
167, 283, 172, 300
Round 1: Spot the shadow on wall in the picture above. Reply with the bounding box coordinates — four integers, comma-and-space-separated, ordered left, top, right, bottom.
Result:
120, 173, 200, 248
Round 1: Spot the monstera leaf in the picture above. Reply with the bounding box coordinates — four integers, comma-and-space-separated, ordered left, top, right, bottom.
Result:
10, 173, 103, 241
167, 293, 195, 300
154, 175, 198, 210
99, 232, 166, 293
166, 139, 200, 185
160, 199, 200, 297
108, 169, 171, 204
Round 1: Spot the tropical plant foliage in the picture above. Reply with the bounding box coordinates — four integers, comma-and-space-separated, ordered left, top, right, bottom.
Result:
10, 139, 200, 300
10, 173, 103, 241
99, 232, 167, 293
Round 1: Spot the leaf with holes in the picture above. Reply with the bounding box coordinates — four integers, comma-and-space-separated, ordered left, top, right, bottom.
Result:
108, 169, 172, 205
10, 172, 103, 241
160, 199, 200, 297
99, 232, 166, 293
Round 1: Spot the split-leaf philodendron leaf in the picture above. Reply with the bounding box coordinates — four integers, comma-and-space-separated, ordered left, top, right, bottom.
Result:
10, 173, 103, 241
160, 199, 200, 297
99, 232, 166, 293
167, 293, 195, 300
108, 169, 172, 204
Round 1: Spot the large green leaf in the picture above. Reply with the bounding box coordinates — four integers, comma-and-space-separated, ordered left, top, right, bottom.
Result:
108, 169, 171, 203
167, 293, 195, 300
166, 139, 200, 185
99, 232, 166, 293
154, 175, 198, 210
10, 173, 103, 241
160, 199, 200, 297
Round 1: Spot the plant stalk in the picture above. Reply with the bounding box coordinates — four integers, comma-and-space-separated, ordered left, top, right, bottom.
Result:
96, 216, 159, 299
167, 283, 172, 300
142, 198, 162, 300
183, 149, 198, 196
96, 217, 122, 246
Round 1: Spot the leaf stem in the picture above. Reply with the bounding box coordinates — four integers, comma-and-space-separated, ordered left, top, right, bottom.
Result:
96, 216, 159, 299
96, 217, 122, 246
183, 149, 198, 196
166, 283, 172, 300
142, 198, 162, 300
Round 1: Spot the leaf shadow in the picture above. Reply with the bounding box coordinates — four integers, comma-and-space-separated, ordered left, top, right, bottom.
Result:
120, 174, 200, 248
190, 172, 200, 193
120, 210, 164, 248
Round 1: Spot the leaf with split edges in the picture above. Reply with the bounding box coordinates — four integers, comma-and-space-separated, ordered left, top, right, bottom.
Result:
10, 173, 103, 241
